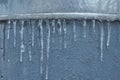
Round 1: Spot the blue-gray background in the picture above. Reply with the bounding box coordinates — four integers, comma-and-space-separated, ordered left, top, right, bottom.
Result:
0, 0, 120, 80
0, 20, 120, 80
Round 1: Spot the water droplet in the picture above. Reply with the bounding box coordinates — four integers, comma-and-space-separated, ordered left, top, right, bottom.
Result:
8, 59, 10, 63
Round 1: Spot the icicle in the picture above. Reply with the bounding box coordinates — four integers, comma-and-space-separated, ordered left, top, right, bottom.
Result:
58, 19, 62, 49
7, 20, 11, 39
52, 20, 55, 43
63, 19, 67, 48
52, 20, 56, 33
45, 20, 50, 80
106, 21, 111, 48
73, 20, 76, 41
13, 21, 17, 47
100, 22, 104, 62
31, 21, 35, 47
20, 21, 25, 62
39, 20, 44, 74
28, 47, 32, 61
92, 20, 96, 32
83, 20, 87, 38
28, 21, 32, 61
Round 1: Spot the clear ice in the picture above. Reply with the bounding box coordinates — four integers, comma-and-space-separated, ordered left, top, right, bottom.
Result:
107, 21, 111, 48
45, 20, 50, 80
63, 19, 67, 48
100, 22, 104, 62
83, 20, 87, 38
73, 20, 76, 41
13, 21, 17, 47
20, 21, 25, 62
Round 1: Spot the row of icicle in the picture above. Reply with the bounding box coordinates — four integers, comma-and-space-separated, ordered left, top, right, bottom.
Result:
6, 19, 111, 80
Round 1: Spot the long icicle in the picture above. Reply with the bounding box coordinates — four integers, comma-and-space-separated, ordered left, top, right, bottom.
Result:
29, 21, 32, 61
31, 21, 35, 47
13, 21, 17, 47
20, 20, 25, 62
7, 20, 11, 39
45, 20, 50, 80
73, 20, 76, 41
63, 19, 67, 48
83, 20, 87, 38
92, 19, 96, 32
39, 20, 44, 75
58, 19, 62, 50
100, 21, 104, 62
107, 21, 111, 48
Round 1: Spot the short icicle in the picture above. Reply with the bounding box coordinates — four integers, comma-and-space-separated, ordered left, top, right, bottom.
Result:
106, 21, 111, 48
58, 19, 62, 50
7, 20, 11, 39
45, 20, 50, 80
73, 20, 76, 41
39, 20, 44, 75
52, 20, 55, 43
13, 21, 17, 47
92, 19, 96, 32
100, 22, 104, 62
83, 20, 87, 38
20, 20, 25, 62
63, 19, 67, 48
52, 20, 56, 34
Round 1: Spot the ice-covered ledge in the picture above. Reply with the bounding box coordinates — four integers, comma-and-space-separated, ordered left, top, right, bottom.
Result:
0, 13, 118, 21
